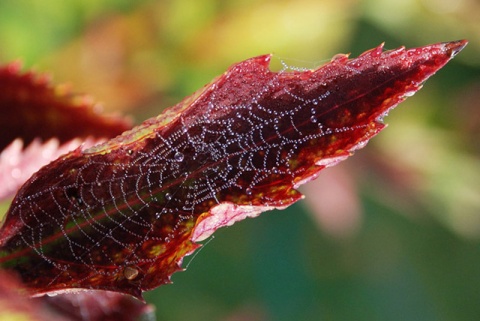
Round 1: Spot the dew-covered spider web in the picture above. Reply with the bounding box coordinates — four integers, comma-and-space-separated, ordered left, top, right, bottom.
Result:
0, 40, 463, 297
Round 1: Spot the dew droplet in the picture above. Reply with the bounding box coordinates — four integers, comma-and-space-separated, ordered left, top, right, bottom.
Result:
174, 152, 184, 162
246, 188, 252, 195
165, 193, 172, 201
376, 111, 390, 122
310, 116, 317, 123
123, 266, 139, 281
350, 61, 361, 68
156, 208, 167, 218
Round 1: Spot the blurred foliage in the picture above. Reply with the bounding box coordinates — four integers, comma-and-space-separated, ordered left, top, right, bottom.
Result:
0, 0, 479, 320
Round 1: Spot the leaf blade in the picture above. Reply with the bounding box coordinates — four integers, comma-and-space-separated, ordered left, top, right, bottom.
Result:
0, 40, 467, 298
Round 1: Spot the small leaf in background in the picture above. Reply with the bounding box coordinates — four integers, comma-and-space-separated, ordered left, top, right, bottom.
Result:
0, 138, 103, 202
0, 270, 48, 321
0, 41, 467, 299
0, 62, 132, 151
0, 270, 154, 321
36, 291, 155, 321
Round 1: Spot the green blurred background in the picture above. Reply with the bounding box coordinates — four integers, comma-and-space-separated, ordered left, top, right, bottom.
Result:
1, 0, 479, 320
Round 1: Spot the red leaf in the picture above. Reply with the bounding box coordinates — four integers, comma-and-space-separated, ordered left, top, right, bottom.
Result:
0, 270, 154, 321
0, 41, 467, 298
0, 270, 50, 320
36, 291, 155, 321
0, 62, 132, 151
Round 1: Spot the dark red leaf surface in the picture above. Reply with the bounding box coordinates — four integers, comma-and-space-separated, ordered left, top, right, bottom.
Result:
0, 41, 467, 299
0, 62, 132, 151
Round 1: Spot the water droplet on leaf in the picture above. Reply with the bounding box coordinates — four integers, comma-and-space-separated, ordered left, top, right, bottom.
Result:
123, 266, 139, 280
174, 152, 184, 162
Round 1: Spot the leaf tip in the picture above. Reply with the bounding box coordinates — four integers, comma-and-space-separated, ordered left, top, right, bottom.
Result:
253, 54, 272, 69
330, 53, 350, 62
443, 39, 468, 57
